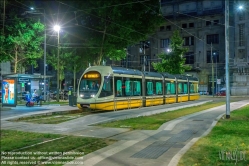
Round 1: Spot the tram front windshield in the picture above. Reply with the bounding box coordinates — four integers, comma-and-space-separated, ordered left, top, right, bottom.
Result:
79, 71, 101, 99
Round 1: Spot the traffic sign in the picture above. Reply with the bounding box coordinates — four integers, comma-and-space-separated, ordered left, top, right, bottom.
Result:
217, 79, 221, 84
18, 78, 30, 82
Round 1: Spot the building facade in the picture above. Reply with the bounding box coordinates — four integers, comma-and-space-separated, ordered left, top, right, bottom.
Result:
159, 0, 228, 95
110, 0, 249, 96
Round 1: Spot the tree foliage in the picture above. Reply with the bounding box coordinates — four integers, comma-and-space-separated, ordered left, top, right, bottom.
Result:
61, 0, 164, 65
47, 36, 70, 90
65, 48, 89, 92
0, 16, 44, 73
152, 31, 191, 74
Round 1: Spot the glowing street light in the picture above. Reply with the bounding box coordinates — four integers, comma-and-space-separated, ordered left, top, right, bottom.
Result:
54, 25, 60, 102
54, 25, 61, 32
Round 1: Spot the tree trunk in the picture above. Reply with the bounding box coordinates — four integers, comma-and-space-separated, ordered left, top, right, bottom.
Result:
14, 50, 18, 73
59, 70, 65, 91
59, 80, 61, 91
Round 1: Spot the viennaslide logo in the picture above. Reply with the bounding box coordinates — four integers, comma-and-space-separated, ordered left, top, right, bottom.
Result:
219, 147, 246, 164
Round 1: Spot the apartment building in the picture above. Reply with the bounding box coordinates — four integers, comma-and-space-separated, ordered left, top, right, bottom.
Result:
159, 0, 228, 95
111, 0, 249, 95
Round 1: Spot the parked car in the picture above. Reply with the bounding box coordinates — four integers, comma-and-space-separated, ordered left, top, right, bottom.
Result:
217, 88, 226, 96
0, 91, 2, 103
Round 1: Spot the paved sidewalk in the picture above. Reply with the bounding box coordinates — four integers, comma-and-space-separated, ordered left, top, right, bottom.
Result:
64, 100, 249, 166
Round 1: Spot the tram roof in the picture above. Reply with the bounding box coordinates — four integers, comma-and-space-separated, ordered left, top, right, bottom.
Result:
175, 74, 188, 80
143, 71, 163, 78
186, 76, 198, 81
161, 72, 176, 79
111, 67, 142, 76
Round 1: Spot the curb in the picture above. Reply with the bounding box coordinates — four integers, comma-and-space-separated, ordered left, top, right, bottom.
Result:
1, 107, 81, 121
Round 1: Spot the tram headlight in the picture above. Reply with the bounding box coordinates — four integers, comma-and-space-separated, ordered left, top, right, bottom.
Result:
91, 94, 95, 97
80, 94, 84, 97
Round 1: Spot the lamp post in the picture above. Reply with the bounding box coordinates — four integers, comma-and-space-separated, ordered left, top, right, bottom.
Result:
214, 52, 218, 94
211, 43, 214, 97
54, 25, 60, 102
43, 13, 47, 101
225, 0, 230, 119
143, 42, 146, 71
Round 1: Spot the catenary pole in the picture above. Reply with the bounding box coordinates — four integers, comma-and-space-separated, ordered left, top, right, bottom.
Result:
225, 0, 230, 118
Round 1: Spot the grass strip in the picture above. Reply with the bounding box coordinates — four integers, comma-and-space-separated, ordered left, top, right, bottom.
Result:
97, 101, 225, 130
178, 105, 249, 166
1, 130, 62, 151
10, 110, 90, 124
1, 130, 116, 166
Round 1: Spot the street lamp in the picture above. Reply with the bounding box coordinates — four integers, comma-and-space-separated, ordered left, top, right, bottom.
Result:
54, 25, 60, 102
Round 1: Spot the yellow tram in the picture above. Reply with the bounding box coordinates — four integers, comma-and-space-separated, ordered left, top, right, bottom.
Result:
77, 66, 199, 111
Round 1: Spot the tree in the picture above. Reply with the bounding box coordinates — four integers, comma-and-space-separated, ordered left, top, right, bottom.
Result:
60, 0, 164, 65
66, 48, 89, 93
0, 16, 44, 73
47, 33, 79, 92
152, 30, 191, 74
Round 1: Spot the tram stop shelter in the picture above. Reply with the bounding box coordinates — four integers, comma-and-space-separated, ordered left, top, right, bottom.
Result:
1, 73, 53, 107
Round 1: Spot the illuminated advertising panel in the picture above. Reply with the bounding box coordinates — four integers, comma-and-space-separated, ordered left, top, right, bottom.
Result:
2, 79, 17, 107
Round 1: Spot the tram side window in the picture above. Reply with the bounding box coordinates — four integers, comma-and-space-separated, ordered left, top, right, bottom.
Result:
146, 81, 153, 95
178, 83, 183, 94
170, 82, 176, 94
133, 81, 141, 96
116, 80, 122, 96
190, 83, 198, 93
165, 82, 171, 94
156, 82, 162, 95
189, 83, 194, 93
99, 76, 113, 98
125, 80, 133, 96
183, 83, 188, 94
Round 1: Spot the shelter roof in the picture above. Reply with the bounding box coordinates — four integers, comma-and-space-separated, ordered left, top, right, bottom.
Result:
2, 73, 53, 79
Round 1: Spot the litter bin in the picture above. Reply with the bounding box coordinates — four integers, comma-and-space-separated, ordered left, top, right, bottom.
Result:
68, 86, 77, 106
68, 86, 74, 106
72, 92, 77, 106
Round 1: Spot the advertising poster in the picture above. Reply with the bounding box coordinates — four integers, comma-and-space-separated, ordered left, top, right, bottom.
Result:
2, 79, 17, 107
